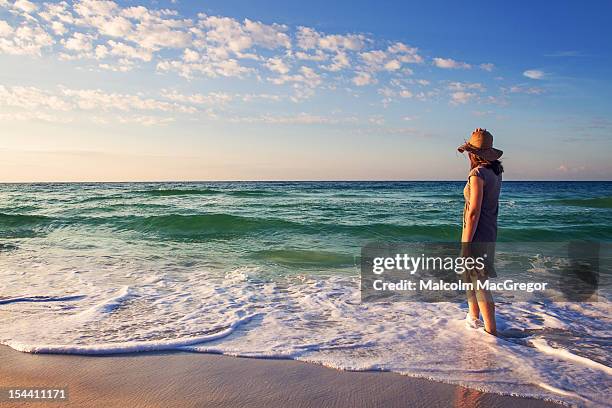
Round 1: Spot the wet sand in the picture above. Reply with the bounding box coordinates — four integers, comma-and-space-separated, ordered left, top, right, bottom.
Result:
0, 345, 562, 408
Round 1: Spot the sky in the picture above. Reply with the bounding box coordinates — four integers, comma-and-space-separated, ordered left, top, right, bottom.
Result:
1, 0, 611, 181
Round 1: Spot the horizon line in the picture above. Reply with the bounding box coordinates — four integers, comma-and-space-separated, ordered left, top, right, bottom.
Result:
1, 179, 611, 184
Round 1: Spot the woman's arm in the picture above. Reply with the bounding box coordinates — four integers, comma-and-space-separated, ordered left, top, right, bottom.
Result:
461, 175, 484, 242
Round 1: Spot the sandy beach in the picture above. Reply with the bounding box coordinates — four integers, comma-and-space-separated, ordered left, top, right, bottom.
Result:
0, 345, 563, 408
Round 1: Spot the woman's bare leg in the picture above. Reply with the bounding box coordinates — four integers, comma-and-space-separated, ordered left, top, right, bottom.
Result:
476, 290, 496, 335
467, 294, 480, 320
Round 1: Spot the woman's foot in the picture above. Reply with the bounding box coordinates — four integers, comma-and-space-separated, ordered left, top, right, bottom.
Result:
465, 313, 483, 329
484, 328, 498, 336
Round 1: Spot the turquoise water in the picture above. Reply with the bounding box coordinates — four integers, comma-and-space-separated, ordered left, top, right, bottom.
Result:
1, 181, 611, 262
1, 182, 611, 406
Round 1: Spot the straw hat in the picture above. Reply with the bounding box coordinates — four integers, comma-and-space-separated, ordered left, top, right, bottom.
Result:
457, 128, 503, 161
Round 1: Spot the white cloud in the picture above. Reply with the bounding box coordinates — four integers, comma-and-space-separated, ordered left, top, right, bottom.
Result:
508, 85, 544, 95
0, 20, 13, 37
232, 112, 356, 125
296, 26, 365, 51
240, 93, 283, 102
360, 50, 387, 68
265, 57, 290, 74
0, 23, 54, 56
118, 115, 175, 126
0, 0, 502, 106
556, 164, 586, 173
0, 111, 71, 123
268, 66, 321, 88
50, 20, 67, 35
399, 89, 413, 98
197, 14, 289, 56
479, 63, 494, 71
433, 57, 471, 69
62, 32, 95, 52
0, 85, 195, 115
106, 39, 152, 61
384, 59, 401, 71
448, 82, 485, 92
294, 50, 327, 61
60, 88, 193, 112
325, 52, 350, 71
387, 42, 423, 64
182, 48, 199, 62
523, 69, 545, 80
450, 91, 475, 105
0, 85, 72, 110
161, 89, 232, 105
352, 71, 375, 86
13, 0, 38, 14
243, 19, 290, 49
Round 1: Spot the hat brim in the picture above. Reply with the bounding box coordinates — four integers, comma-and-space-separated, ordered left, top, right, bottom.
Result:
458, 143, 503, 161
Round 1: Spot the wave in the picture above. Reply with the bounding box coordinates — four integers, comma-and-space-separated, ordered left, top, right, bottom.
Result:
251, 249, 356, 268
133, 188, 285, 198
0, 295, 85, 305
79, 194, 125, 203
2, 211, 609, 242
0, 213, 52, 226
498, 226, 612, 241
114, 214, 461, 241
134, 189, 222, 196
116, 214, 298, 239
550, 197, 612, 209
3, 275, 610, 406
227, 190, 285, 198
0, 211, 459, 240
0, 213, 54, 238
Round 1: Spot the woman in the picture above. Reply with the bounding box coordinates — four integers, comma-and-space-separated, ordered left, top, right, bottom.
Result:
458, 128, 503, 335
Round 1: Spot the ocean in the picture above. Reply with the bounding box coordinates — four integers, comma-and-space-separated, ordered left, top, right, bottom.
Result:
1, 181, 610, 406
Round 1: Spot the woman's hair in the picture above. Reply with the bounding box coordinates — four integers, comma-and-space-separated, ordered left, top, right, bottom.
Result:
468, 153, 504, 175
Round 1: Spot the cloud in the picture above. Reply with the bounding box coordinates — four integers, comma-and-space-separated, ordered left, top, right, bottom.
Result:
472, 110, 493, 117
296, 26, 365, 52
156, 57, 252, 79
556, 164, 586, 173
523, 69, 545, 80
231, 112, 356, 125
0, 111, 71, 123
433, 57, 471, 69
448, 82, 485, 92
0, 20, 13, 37
0, 20, 54, 56
267, 66, 322, 99
0, 0, 504, 106
13, 0, 38, 14
0, 85, 72, 110
118, 115, 175, 126
62, 32, 95, 52
450, 91, 475, 105
352, 72, 375, 86
60, 88, 194, 112
399, 89, 413, 98
479, 63, 494, 71
265, 57, 290, 74
324, 52, 349, 71
161, 89, 232, 105
508, 85, 544, 95
294, 50, 327, 61
360, 50, 387, 68
387, 42, 423, 64
0, 84, 198, 115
